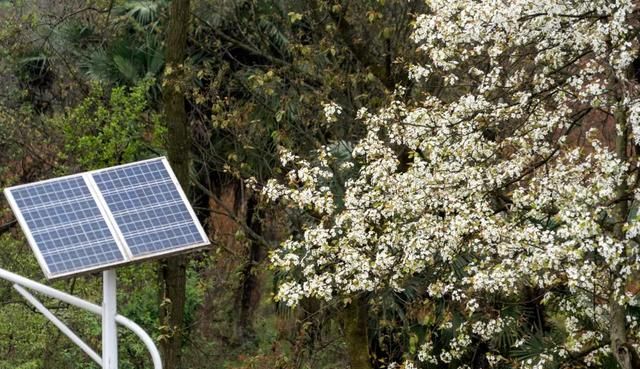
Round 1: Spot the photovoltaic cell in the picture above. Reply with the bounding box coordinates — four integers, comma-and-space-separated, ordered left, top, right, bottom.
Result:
6, 176, 124, 276
5, 157, 209, 279
91, 159, 207, 258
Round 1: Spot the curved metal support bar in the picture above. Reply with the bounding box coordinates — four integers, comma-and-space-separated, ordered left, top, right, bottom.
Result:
13, 284, 103, 366
114, 313, 162, 369
0, 268, 162, 369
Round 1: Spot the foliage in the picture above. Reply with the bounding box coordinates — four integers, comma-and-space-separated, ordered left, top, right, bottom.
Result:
9, 0, 639, 368
0, 0, 421, 366
189, 0, 423, 181
52, 78, 162, 171
264, 0, 640, 368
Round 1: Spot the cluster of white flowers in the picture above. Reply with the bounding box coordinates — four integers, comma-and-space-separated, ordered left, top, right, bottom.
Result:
322, 102, 343, 124
262, 0, 640, 366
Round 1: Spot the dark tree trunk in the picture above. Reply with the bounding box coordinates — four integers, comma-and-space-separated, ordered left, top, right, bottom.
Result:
160, 0, 191, 367
342, 296, 373, 369
158, 257, 187, 369
610, 86, 640, 369
236, 193, 265, 339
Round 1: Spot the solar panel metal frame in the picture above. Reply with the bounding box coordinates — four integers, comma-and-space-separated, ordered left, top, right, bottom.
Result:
4, 157, 210, 280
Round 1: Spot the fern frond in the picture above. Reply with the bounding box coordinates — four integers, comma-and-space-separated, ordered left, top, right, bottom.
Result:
116, 1, 164, 26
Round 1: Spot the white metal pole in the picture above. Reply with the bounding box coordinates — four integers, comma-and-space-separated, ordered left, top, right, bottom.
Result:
103, 269, 118, 369
0, 267, 162, 369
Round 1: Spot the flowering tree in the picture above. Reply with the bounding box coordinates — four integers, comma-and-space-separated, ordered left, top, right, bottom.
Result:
263, 1, 640, 368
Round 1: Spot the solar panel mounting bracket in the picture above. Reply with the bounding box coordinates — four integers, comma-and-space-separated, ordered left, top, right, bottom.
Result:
2, 157, 211, 369
0, 267, 162, 368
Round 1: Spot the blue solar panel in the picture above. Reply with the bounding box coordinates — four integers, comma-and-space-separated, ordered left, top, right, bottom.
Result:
91, 159, 207, 258
5, 157, 209, 279
6, 176, 125, 277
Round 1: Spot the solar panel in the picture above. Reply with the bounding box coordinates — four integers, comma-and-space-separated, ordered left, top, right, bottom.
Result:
91, 159, 208, 258
4, 176, 125, 278
4, 157, 209, 279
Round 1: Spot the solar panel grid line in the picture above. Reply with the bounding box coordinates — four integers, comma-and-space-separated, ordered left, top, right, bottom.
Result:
101, 186, 182, 215
7, 175, 85, 196
90, 157, 170, 190
21, 197, 105, 232
102, 181, 173, 198
13, 196, 96, 212
118, 220, 196, 238
83, 157, 170, 189
127, 225, 206, 260
23, 200, 99, 220
45, 241, 123, 274
6, 169, 92, 192
107, 200, 183, 217
11, 181, 93, 211
97, 178, 173, 195
28, 216, 105, 235
39, 238, 114, 255
32, 224, 112, 249
108, 199, 184, 217
116, 214, 192, 237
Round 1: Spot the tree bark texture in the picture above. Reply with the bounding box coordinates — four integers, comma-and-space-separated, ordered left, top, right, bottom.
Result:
235, 193, 265, 340
158, 257, 187, 369
160, 0, 191, 367
342, 296, 373, 369
610, 102, 640, 369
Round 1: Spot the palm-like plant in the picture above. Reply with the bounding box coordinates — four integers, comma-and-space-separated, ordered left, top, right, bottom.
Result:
83, 35, 164, 86
48, 0, 167, 92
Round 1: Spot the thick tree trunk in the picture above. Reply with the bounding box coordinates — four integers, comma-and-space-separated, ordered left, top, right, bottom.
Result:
158, 257, 187, 369
160, 0, 191, 367
610, 299, 640, 369
342, 296, 372, 369
610, 104, 640, 369
236, 193, 265, 340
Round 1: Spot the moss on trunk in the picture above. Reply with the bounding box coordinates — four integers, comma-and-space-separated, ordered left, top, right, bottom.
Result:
342, 296, 373, 369
160, 0, 191, 367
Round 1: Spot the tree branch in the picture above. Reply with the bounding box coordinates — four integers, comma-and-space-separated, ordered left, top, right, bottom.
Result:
0, 219, 17, 236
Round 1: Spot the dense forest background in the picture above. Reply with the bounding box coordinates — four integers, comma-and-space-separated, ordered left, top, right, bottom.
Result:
0, 1, 423, 368
3, 1, 640, 369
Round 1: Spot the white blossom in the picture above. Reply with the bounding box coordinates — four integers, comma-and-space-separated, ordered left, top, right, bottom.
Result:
322, 102, 343, 124
264, 0, 640, 366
